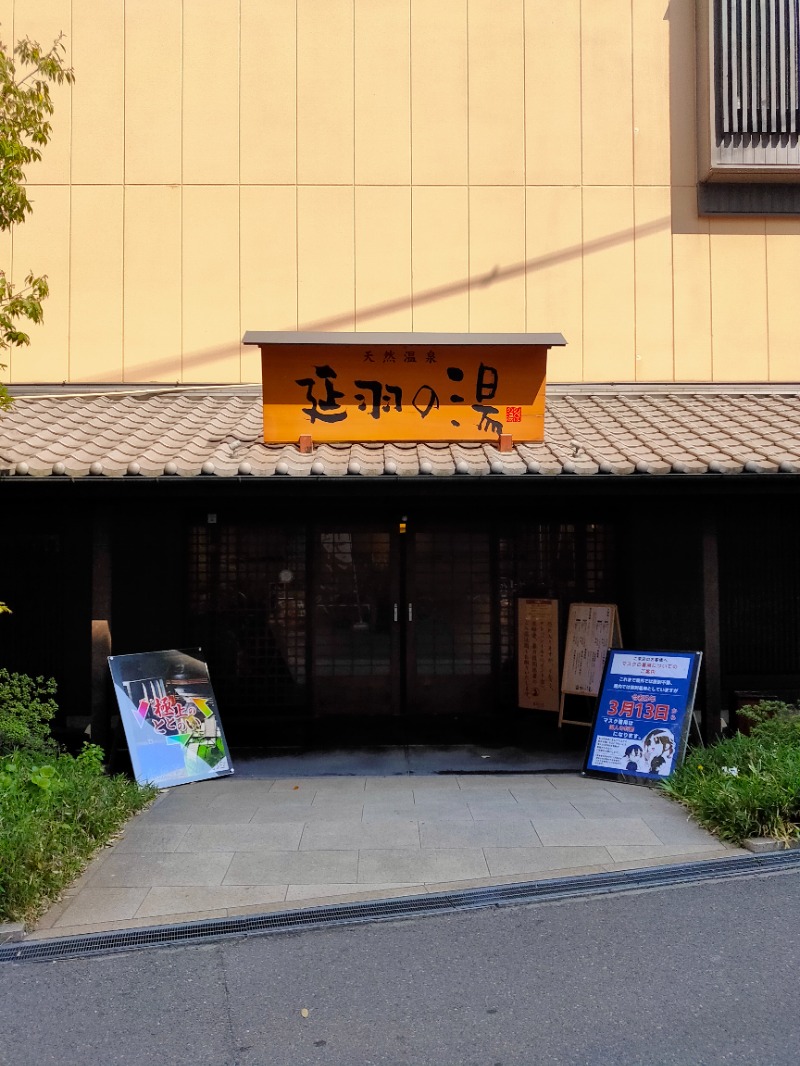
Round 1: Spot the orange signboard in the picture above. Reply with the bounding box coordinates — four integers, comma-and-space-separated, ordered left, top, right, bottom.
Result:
257, 340, 551, 444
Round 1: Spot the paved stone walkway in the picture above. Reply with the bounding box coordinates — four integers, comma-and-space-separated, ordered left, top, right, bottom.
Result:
32, 771, 745, 940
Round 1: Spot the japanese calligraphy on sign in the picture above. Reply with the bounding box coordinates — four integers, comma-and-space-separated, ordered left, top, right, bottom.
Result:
584, 650, 702, 782
258, 342, 549, 443
517, 598, 559, 712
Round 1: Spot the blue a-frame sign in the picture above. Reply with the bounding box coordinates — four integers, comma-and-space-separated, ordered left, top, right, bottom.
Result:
583, 649, 702, 781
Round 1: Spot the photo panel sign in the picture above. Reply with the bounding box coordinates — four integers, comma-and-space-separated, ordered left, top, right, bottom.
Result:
108, 648, 233, 788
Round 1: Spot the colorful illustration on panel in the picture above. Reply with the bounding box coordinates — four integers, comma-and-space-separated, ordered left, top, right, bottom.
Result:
108, 648, 234, 789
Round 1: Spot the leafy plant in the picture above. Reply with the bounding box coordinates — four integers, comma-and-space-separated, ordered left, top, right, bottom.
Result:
0, 744, 157, 924
737, 699, 800, 746
0, 668, 59, 756
0, 29, 75, 409
661, 706, 800, 846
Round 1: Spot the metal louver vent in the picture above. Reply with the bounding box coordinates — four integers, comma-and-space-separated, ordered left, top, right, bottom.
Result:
717, 0, 800, 135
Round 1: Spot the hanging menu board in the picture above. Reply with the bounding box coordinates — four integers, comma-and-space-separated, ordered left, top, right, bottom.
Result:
517, 598, 559, 712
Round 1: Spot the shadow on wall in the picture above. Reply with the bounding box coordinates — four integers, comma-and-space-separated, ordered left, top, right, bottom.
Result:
103, 214, 672, 381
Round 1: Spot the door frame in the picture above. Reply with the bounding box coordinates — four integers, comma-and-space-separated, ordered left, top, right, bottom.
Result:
309, 520, 498, 720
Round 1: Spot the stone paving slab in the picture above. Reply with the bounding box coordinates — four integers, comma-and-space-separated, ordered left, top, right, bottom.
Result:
112, 824, 192, 853
30, 771, 751, 939
136, 885, 289, 918
532, 817, 662, 847
484, 845, 615, 877
176, 824, 305, 852
357, 848, 491, 884
93, 852, 235, 888
419, 819, 542, 849
54, 887, 150, 927
299, 820, 421, 850
224, 849, 360, 886
605, 842, 733, 863
145, 803, 262, 825
639, 813, 726, 845
505, 798, 590, 818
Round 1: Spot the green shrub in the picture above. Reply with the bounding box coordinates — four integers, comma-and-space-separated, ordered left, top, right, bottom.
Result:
0, 743, 157, 924
661, 710, 800, 846
738, 698, 800, 746
0, 668, 59, 756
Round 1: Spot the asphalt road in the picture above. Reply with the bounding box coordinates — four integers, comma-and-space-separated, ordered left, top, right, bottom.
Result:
3, 869, 799, 1066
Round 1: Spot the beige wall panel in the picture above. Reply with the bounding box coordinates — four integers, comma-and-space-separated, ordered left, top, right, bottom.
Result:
355, 0, 410, 185
524, 0, 582, 185
183, 0, 239, 185
0, 223, 10, 383
632, 0, 670, 186
240, 186, 297, 381
411, 187, 468, 331
672, 236, 712, 381
709, 220, 768, 381
581, 1, 633, 186
765, 221, 800, 381
582, 187, 636, 381
15, 0, 71, 185
10, 185, 70, 382
123, 186, 182, 382
241, 0, 296, 185
0, 3, 14, 40
525, 186, 583, 382
297, 0, 353, 185
71, 0, 123, 185
355, 187, 411, 331
633, 186, 673, 380
125, 0, 182, 185
468, 0, 524, 185
468, 187, 525, 332
671, 188, 711, 381
70, 186, 123, 381
297, 187, 354, 331
411, 0, 468, 185
182, 187, 241, 382
666, 0, 698, 188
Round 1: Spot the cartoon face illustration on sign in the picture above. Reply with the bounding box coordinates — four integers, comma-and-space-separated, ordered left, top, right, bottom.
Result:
623, 743, 646, 773
642, 728, 676, 776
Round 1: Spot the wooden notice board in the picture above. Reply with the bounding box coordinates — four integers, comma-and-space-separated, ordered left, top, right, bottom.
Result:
517, 598, 559, 712
558, 603, 622, 727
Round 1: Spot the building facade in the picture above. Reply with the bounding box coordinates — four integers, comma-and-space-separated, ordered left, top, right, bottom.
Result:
1, 1, 799, 755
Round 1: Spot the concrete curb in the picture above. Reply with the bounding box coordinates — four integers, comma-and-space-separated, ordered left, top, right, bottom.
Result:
0, 922, 25, 944
742, 837, 800, 854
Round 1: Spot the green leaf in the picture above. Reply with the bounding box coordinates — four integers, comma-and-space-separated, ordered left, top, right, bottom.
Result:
0, 27, 74, 390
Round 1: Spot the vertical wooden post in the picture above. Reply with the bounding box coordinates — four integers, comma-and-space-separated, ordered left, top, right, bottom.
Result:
90, 510, 113, 753
702, 514, 722, 742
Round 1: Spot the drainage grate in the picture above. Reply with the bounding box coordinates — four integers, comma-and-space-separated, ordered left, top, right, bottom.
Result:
4, 849, 800, 964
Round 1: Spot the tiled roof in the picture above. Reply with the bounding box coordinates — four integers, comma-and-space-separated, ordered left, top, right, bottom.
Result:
1, 384, 799, 479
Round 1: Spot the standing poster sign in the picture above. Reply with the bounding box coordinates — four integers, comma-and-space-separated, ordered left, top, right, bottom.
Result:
108, 648, 234, 789
584, 650, 702, 782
